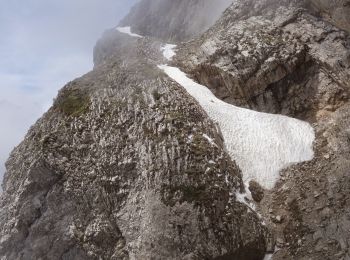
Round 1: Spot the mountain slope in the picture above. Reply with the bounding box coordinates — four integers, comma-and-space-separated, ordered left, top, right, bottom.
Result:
174, 0, 350, 259
0, 20, 268, 260
309, 0, 350, 32
175, 0, 350, 119
120, 0, 233, 41
0, 0, 349, 259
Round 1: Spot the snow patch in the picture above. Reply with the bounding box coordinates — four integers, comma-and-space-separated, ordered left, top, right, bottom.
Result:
263, 253, 273, 260
158, 64, 315, 189
117, 25, 315, 190
234, 184, 258, 213
235, 191, 256, 211
116, 26, 143, 38
202, 134, 218, 147
242, 50, 249, 57
187, 134, 194, 143
201, 40, 218, 56
161, 44, 177, 60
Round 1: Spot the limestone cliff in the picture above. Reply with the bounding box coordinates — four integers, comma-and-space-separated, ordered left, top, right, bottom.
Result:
174, 0, 350, 259
1, 0, 349, 260
0, 16, 267, 260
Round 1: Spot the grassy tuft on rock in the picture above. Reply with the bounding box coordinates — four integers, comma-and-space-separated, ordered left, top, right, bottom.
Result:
57, 88, 90, 117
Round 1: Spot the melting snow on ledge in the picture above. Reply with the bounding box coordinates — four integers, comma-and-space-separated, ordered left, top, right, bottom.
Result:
116, 26, 143, 38
158, 45, 315, 190
161, 44, 177, 60
159, 63, 315, 189
116, 29, 315, 190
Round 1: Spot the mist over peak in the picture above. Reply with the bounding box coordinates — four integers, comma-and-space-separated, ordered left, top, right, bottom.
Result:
0, 0, 137, 186
120, 0, 233, 41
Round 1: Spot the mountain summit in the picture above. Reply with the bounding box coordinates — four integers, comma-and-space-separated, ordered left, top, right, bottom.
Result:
1, 0, 349, 259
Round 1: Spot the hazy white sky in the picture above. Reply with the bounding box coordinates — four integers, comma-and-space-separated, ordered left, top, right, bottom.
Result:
0, 0, 137, 185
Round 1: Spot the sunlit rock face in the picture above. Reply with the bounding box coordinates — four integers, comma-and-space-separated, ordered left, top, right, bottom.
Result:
120, 0, 233, 41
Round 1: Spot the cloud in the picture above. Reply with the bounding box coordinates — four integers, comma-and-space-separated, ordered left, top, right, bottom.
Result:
0, 0, 137, 187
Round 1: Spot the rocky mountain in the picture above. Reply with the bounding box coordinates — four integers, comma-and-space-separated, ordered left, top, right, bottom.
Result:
120, 0, 233, 41
174, 0, 350, 259
1, 0, 349, 259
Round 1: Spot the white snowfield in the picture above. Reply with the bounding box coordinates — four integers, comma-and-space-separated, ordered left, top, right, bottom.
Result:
116, 26, 143, 38
116, 28, 315, 190
158, 45, 315, 190
161, 44, 177, 60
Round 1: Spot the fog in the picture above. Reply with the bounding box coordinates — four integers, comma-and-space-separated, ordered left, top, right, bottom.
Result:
0, 0, 137, 187
121, 0, 233, 41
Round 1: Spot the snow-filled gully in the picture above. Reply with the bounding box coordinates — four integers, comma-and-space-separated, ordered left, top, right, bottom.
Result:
116, 26, 315, 191
116, 26, 143, 38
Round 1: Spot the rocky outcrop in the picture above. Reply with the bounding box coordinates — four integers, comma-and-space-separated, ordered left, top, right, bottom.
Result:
309, 0, 350, 33
120, 0, 233, 42
1, 0, 349, 259
257, 101, 350, 259
174, 0, 350, 259
0, 28, 268, 259
175, 0, 350, 120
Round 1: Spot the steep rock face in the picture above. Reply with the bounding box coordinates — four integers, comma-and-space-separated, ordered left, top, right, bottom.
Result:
260, 105, 350, 259
309, 0, 350, 32
120, 0, 233, 41
0, 29, 268, 259
174, 0, 350, 259
1, 0, 349, 259
175, 0, 350, 120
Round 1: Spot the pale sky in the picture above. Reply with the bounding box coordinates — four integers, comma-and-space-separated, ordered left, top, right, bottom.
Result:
0, 0, 137, 186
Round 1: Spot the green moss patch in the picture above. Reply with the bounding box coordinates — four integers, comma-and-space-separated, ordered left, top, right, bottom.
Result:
57, 88, 90, 117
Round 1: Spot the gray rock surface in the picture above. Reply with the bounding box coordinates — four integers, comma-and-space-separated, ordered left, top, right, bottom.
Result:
174, 0, 350, 259
309, 0, 350, 33
175, 0, 350, 120
1, 0, 349, 259
0, 28, 268, 259
120, 0, 233, 42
